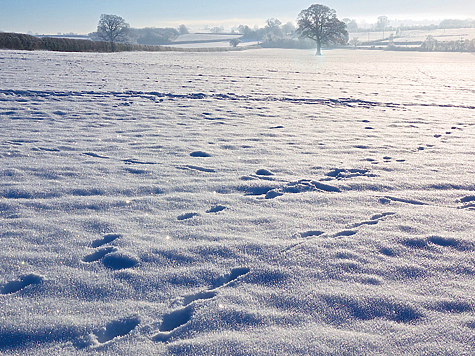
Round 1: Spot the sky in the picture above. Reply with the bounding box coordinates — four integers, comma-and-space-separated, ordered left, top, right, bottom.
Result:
1, 0, 474, 35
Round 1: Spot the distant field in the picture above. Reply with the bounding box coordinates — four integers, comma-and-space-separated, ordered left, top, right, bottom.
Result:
350, 27, 475, 44
170, 33, 258, 49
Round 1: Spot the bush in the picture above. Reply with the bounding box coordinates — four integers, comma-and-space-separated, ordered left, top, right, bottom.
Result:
0, 32, 260, 53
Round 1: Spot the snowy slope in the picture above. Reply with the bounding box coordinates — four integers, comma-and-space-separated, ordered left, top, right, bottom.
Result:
0, 48, 475, 355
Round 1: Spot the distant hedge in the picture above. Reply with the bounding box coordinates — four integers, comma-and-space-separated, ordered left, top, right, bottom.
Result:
0, 32, 259, 53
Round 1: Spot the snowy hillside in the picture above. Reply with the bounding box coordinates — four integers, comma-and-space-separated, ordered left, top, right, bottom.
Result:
350, 27, 475, 45
1, 48, 475, 355
169, 33, 257, 49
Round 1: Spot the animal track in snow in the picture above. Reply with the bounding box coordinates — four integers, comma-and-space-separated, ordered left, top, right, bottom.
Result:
83, 233, 138, 269
93, 316, 141, 344
125, 167, 151, 174
348, 212, 396, 228
152, 268, 250, 342
182, 291, 217, 306
91, 233, 121, 248
83, 152, 109, 159
371, 212, 396, 220
102, 253, 139, 270
206, 205, 226, 213
179, 165, 216, 173
325, 168, 375, 179
262, 179, 341, 200
255, 169, 273, 176
177, 212, 199, 221
190, 151, 211, 157
1, 274, 43, 294
157, 306, 193, 333
381, 196, 426, 206
300, 230, 324, 238
348, 220, 379, 228
333, 230, 358, 237
82, 247, 116, 263
211, 267, 251, 290
458, 196, 475, 210
122, 158, 156, 165
285, 212, 394, 253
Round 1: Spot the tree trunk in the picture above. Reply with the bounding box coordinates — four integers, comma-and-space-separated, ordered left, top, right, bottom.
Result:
316, 38, 322, 55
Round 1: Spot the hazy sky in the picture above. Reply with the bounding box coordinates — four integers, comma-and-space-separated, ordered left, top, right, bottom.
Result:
1, 0, 474, 34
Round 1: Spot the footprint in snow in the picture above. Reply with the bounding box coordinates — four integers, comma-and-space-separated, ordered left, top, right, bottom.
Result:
182, 291, 218, 306
333, 230, 358, 237
92, 316, 141, 344
190, 151, 211, 157
245, 179, 341, 200
459, 195, 475, 210
82, 247, 116, 263
206, 205, 226, 213
102, 252, 139, 270
383, 196, 426, 206
255, 169, 273, 176
91, 233, 121, 248
325, 168, 373, 179
152, 268, 250, 342
83, 152, 109, 159
348, 212, 395, 228
83, 234, 121, 262
177, 212, 199, 221
1, 274, 43, 294
211, 267, 250, 290
181, 165, 216, 173
300, 230, 324, 238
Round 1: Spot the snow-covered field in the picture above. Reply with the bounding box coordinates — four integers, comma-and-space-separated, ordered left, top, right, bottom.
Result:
351, 27, 475, 44
1, 48, 475, 355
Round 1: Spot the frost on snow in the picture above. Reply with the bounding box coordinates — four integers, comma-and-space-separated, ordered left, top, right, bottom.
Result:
1, 48, 475, 355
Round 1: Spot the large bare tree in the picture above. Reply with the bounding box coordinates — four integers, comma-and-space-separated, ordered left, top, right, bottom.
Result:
296, 4, 348, 55
96, 14, 130, 43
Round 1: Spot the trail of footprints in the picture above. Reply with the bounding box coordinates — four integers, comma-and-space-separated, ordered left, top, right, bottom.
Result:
84, 266, 249, 346
420, 123, 465, 151
3, 137, 473, 347
284, 211, 396, 253
79, 232, 250, 346
151, 267, 250, 342
176, 205, 227, 221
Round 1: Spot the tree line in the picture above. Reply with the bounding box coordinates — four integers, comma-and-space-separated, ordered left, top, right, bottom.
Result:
341, 17, 475, 33
2, 3, 474, 54
92, 5, 349, 55
0, 32, 258, 52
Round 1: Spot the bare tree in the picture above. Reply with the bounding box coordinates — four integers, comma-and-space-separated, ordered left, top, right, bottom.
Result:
296, 4, 348, 55
96, 14, 130, 43
349, 37, 360, 47
376, 16, 389, 38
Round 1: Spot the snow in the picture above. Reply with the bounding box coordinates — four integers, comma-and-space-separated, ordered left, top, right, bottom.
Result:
1, 48, 475, 355
173, 33, 242, 43
168, 33, 256, 49
350, 27, 475, 43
